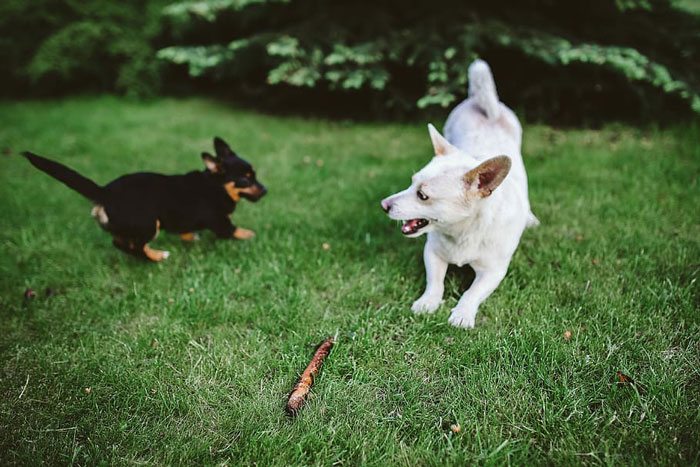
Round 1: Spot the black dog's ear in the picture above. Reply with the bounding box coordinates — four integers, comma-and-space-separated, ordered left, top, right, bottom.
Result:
214, 137, 235, 159
202, 152, 222, 173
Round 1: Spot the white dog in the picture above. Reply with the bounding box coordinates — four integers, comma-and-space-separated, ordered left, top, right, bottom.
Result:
381, 59, 539, 328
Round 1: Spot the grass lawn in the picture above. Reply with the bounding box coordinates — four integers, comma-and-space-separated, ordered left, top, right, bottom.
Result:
0, 96, 698, 465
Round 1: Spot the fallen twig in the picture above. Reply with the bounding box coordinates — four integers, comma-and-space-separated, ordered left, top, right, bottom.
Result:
35, 427, 77, 432
18, 374, 29, 399
286, 336, 334, 416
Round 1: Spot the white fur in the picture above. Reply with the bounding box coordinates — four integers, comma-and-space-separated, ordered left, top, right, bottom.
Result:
91, 204, 109, 226
467, 59, 500, 121
381, 59, 538, 328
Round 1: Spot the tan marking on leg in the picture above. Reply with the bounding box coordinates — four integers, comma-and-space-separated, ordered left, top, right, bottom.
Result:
143, 244, 170, 262
142, 220, 169, 261
180, 232, 198, 242
91, 205, 109, 226
233, 227, 256, 240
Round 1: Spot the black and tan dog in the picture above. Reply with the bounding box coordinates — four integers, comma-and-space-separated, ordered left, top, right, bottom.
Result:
23, 137, 266, 261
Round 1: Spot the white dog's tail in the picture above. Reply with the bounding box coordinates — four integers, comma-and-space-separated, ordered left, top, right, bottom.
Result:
468, 59, 500, 120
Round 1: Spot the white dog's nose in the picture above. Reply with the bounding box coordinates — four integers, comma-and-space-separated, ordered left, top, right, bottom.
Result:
381, 198, 391, 213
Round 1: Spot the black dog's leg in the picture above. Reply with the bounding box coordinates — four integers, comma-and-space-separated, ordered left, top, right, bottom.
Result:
113, 236, 137, 255
111, 220, 170, 262
233, 226, 256, 239
211, 217, 236, 239
211, 216, 256, 240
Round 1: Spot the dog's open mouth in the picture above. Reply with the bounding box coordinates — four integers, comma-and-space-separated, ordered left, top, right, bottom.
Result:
401, 218, 429, 235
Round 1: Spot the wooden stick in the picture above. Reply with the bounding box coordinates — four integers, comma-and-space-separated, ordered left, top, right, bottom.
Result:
286, 336, 334, 416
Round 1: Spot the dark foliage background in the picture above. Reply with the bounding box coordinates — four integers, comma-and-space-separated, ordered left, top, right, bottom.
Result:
0, 0, 167, 98
2, 0, 699, 123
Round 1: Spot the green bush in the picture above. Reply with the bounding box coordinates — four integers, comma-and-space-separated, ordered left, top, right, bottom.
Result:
0, 0, 69, 96
3, 0, 698, 121
0, 0, 166, 98
157, 0, 700, 122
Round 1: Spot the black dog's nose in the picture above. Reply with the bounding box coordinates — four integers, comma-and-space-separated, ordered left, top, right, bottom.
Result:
381, 199, 391, 213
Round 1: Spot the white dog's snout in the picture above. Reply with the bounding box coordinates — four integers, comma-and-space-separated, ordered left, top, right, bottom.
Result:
381, 198, 391, 213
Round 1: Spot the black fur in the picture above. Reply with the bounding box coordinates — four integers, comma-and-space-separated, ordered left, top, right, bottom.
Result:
23, 137, 266, 259
24, 152, 103, 201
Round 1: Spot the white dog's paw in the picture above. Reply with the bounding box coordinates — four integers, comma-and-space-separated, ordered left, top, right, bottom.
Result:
411, 294, 442, 314
448, 309, 476, 329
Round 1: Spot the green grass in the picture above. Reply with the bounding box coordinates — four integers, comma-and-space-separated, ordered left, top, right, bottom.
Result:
0, 96, 698, 465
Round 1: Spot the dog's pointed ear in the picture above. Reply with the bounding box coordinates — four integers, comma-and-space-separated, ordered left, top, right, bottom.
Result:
428, 123, 458, 156
464, 155, 511, 197
214, 136, 234, 158
202, 152, 222, 173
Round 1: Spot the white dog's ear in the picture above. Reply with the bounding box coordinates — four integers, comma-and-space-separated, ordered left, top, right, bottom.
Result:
428, 123, 458, 156
464, 155, 511, 197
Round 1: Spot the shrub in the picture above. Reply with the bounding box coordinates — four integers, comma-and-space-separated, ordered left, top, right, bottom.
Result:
0, 0, 166, 98
157, 0, 700, 122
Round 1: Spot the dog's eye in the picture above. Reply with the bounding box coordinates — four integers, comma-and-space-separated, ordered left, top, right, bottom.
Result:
417, 190, 428, 201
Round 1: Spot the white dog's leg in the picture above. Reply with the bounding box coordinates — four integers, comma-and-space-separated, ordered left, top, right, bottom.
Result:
412, 243, 448, 314
448, 265, 508, 328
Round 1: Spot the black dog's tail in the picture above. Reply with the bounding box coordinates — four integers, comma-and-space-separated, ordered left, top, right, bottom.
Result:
22, 152, 103, 202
